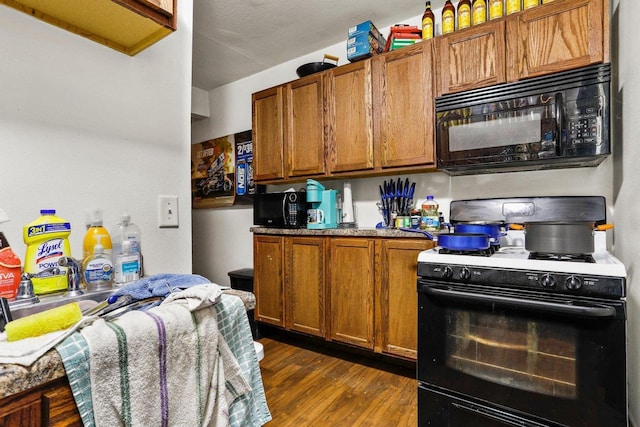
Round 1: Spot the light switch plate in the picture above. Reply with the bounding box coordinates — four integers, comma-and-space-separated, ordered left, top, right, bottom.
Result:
158, 195, 179, 228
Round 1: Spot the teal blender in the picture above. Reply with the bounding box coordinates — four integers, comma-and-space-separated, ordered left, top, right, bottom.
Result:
306, 179, 338, 229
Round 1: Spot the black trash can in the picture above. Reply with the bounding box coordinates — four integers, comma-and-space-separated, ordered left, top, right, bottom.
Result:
228, 268, 259, 339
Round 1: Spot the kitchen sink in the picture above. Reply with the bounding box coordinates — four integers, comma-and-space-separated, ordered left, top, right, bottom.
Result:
8, 288, 115, 320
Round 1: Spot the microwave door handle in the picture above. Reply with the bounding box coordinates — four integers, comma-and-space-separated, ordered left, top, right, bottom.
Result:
421, 285, 617, 319
555, 92, 565, 156
282, 198, 289, 224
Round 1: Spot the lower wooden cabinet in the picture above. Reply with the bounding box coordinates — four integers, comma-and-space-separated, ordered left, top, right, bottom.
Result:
254, 235, 285, 327
253, 233, 435, 360
328, 238, 375, 349
0, 378, 81, 426
375, 239, 432, 359
286, 237, 326, 337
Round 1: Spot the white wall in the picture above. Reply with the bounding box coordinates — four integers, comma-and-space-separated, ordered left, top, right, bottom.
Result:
0, 2, 194, 275
612, 1, 640, 425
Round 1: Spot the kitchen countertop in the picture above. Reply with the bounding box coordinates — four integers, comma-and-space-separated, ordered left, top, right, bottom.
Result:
0, 289, 256, 400
251, 226, 433, 238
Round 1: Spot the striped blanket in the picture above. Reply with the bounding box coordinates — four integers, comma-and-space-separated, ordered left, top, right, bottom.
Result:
57, 285, 271, 427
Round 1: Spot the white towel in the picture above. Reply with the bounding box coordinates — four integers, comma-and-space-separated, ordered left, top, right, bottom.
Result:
0, 317, 94, 366
83, 284, 250, 427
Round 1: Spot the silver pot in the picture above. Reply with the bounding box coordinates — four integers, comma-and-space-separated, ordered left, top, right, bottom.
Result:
524, 221, 596, 255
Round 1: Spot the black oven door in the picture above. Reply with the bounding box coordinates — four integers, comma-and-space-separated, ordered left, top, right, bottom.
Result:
418, 281, 627, 427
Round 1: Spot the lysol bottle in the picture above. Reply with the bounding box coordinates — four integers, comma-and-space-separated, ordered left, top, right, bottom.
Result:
23, 209, 72, 294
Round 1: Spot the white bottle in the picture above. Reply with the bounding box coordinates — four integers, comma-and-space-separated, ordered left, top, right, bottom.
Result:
82, 239, 114, 291
114, 240, 140, 286
111, 211, 142, 277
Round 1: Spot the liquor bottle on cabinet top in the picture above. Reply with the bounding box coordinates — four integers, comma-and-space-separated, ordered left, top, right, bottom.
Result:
458, 0, 472, 30
506, 0, 521, 14
523, 0, 539, 8
489, 0, 504, 20
422, 1, 435, 40
541, 0, 554, 3
472, 0, 487, 25
442, 0, 456, 35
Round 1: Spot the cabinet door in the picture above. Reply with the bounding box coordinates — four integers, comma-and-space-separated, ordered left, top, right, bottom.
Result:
506, 0, 605, 81
286, 237, 326, 337
285, 75, 326, 177
325, 60, 374, 173
253, 87, 285, 181
436, 21, 507, 96
375, 239, 434, 360
254, 235, 285, 327
328, 238, 375, 349
42, 380, 82, 425
373, 42, 436, 169
0, 392, 41, 426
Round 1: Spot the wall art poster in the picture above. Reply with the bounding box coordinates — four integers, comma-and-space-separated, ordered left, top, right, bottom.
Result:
191, 130, 257, 209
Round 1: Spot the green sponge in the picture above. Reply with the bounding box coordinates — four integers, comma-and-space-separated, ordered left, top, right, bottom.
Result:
5, 302, 82, 342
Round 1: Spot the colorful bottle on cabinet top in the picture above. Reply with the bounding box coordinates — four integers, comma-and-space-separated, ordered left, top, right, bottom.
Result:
472, 0, 487, 26
442, 0, 456, 34
83, 208, 112, 260
23, 209, 72, 294
422, 1, 435, 40
458, 0, 472, 30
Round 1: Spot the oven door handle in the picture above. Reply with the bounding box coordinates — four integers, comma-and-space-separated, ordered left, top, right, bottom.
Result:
422, 285, 617, 318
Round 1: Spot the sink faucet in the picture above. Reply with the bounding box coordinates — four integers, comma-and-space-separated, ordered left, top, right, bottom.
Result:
58, 257, 83, 297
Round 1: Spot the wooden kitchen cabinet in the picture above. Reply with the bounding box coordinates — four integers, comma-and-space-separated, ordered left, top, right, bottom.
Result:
506, 0, 607, 81
436, 20, 507, 96
375, 239, 433, 360
1, 0, 176, 56
372, 41, 436, 169
285, 237, 326, 337
252, 86, 285, 181
285, 74, 326, 177
254, 235, 285, 327
0, 378, 81, 426
328, 238, 375, 349
325, 60, 375, 173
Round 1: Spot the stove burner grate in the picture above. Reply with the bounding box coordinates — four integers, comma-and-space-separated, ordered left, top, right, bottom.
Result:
439, 245, 499, 257
529, 252, 596, 263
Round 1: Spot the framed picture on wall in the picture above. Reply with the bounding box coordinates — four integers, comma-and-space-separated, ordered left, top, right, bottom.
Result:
191, 130, 259, 209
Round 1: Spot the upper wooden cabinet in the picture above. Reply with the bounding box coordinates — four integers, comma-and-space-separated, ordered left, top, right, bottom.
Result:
252, 86, 285, 181
1, 0, 176, 56
325, 60, 375, 173
436, 0, 607, 95
285, 74, 326, 177
436, 21, 507, 96
372, 41, 436, 169
506, 0, 606, 81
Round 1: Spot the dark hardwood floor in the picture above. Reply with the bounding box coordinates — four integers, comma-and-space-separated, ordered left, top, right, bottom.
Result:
257, 332, 418, 426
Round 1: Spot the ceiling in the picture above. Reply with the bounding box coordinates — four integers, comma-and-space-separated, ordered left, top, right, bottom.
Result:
192, 0, 445, 91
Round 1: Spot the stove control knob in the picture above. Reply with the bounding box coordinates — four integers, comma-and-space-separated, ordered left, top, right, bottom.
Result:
540, 274, 556, 288
565, 276, 582, 291
441, 266, 453, 279
459, 267, 471, 281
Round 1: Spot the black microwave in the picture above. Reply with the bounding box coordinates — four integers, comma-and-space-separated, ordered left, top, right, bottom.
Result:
253, 191, 308, 228
436, 63, 611, 175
